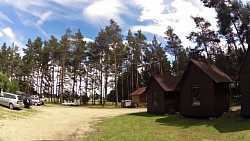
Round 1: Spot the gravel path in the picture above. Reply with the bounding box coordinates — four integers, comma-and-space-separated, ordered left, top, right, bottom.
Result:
0, 106, 146, 141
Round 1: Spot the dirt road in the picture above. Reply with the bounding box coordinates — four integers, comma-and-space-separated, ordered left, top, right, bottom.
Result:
0, 106, 146, 141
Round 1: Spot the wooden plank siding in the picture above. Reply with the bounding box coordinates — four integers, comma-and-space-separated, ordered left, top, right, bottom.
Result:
178, 59, 232, 118
130, 87, 147, 107
146, 75, 180, 114
239, 47, 250, 117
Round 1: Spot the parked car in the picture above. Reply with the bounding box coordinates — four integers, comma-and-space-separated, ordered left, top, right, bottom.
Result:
30, 95, 42, 106
0, 92, 25, 110
20, 94, 32, 108
40, 97, 46, 105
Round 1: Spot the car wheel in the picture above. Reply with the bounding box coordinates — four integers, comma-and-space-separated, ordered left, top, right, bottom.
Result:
34, 102, 38, 106
9, 103, 14, 110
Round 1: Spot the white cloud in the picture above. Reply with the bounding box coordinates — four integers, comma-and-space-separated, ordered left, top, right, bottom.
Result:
130, 0, 217, 47
3, 27, 15, 39
83, 37, 94, 43
1, 0, 53, 33
37, 11, 53, 26
1, 0, 48, 16
1, 27, 26, 53
83, 0, 127, 25
0, 11, 14, 24
0, 0, 219, 50
52, 0, 90, 8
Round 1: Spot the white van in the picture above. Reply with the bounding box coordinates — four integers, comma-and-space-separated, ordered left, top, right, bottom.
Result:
0, 92, 25, 109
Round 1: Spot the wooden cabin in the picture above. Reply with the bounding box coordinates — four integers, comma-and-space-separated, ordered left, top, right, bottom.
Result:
177, 59, 233, 118
129, 87, 147, 107
146, 74, 180, 114
238, 47, 250, 117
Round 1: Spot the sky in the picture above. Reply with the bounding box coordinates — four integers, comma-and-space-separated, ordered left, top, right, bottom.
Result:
0, 0, 248, 54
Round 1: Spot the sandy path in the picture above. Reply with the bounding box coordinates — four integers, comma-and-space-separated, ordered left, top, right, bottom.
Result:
0, 106, 146, 141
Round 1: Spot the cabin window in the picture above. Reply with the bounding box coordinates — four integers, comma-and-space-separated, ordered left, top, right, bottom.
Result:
192, 85, 200, 106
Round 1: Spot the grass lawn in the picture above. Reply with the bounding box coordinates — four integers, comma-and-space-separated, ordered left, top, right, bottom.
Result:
46, 101, 120, 109
84, 108, 250, 141
86, 102, 121, 109
0, 106, 38, 120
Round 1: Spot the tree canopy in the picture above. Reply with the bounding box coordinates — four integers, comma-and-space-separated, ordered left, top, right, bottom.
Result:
0, 0, 249, 105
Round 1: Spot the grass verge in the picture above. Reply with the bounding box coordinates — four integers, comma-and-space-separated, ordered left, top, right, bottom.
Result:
84, 109, 250, 141
0, 106, 38, 120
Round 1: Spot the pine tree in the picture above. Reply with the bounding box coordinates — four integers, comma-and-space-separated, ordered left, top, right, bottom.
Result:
164, 26, 183, 75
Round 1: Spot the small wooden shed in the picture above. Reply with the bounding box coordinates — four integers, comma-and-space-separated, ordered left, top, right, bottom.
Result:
129, 87, 147, 107
146, 74, 180, 114
238, 47, 250, 117
177, 59, 233, 118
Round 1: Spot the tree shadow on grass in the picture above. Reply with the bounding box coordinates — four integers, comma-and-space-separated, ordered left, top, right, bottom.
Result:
155, 109, 250, 133
128, 112, 165, 117
155, 113, 214, 128
213, 109, 250, 133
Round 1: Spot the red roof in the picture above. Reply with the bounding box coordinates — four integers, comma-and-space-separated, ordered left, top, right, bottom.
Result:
152, 74, 180, 91
190, 59, 233, 83
130, 87, 146, 96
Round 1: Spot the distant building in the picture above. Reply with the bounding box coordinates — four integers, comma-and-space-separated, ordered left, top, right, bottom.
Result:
130, 87, 147, 107
146, 74, 180, 114
177, 59, 233, 118
238, 47, 250, 117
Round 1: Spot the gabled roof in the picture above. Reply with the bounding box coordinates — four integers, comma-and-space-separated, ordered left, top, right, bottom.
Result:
130, 87, 146, 96
185, 59, 233, 83
152, 74, 180, 91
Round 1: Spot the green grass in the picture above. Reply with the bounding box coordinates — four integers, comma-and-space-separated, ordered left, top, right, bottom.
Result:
84, 109, 250, 141
0, 106, 38, 120
86, 102, 121, 109
44, 103, 63, 107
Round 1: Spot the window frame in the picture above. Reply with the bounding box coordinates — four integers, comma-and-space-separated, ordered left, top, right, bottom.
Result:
192, 85, 201, 106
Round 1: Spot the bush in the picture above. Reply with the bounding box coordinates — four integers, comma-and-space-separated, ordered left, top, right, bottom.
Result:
81, 95, 89, 105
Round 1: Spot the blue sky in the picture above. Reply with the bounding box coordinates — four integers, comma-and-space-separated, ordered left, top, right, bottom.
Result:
0, 0, 248, 53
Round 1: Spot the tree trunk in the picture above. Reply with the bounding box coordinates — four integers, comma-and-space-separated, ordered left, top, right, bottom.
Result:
60, 56, 65, 104
127, 67, 130, 100
40, 68, 44, 98
50, 66, 53, 103
79, 72, 82, 105
85, 71, 89, 105
92, 78, 94, 105
115, 55, 118, 107
131, 64, 134, 93
121, 70, 124, 103
100, 68, 103, 105
72, 73, 76, 103
232, 21, 247, 52
103, 60, 109, 107
136, 62, 139, 90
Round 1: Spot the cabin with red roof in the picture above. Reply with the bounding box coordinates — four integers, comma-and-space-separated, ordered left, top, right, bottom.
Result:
129, 87, 147, 107
177, 59, 233, 118
146, 74, 180, 114
238, 47, 250, 117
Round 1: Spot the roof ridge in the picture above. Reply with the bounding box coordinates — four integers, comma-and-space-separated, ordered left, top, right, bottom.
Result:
191, 59, 233, 83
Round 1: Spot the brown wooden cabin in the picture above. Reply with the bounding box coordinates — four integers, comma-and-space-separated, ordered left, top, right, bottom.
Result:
238, 47, 250, 117
129, 87, 147, 107
146, 74, 180, 114
177, 59, 233, 118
